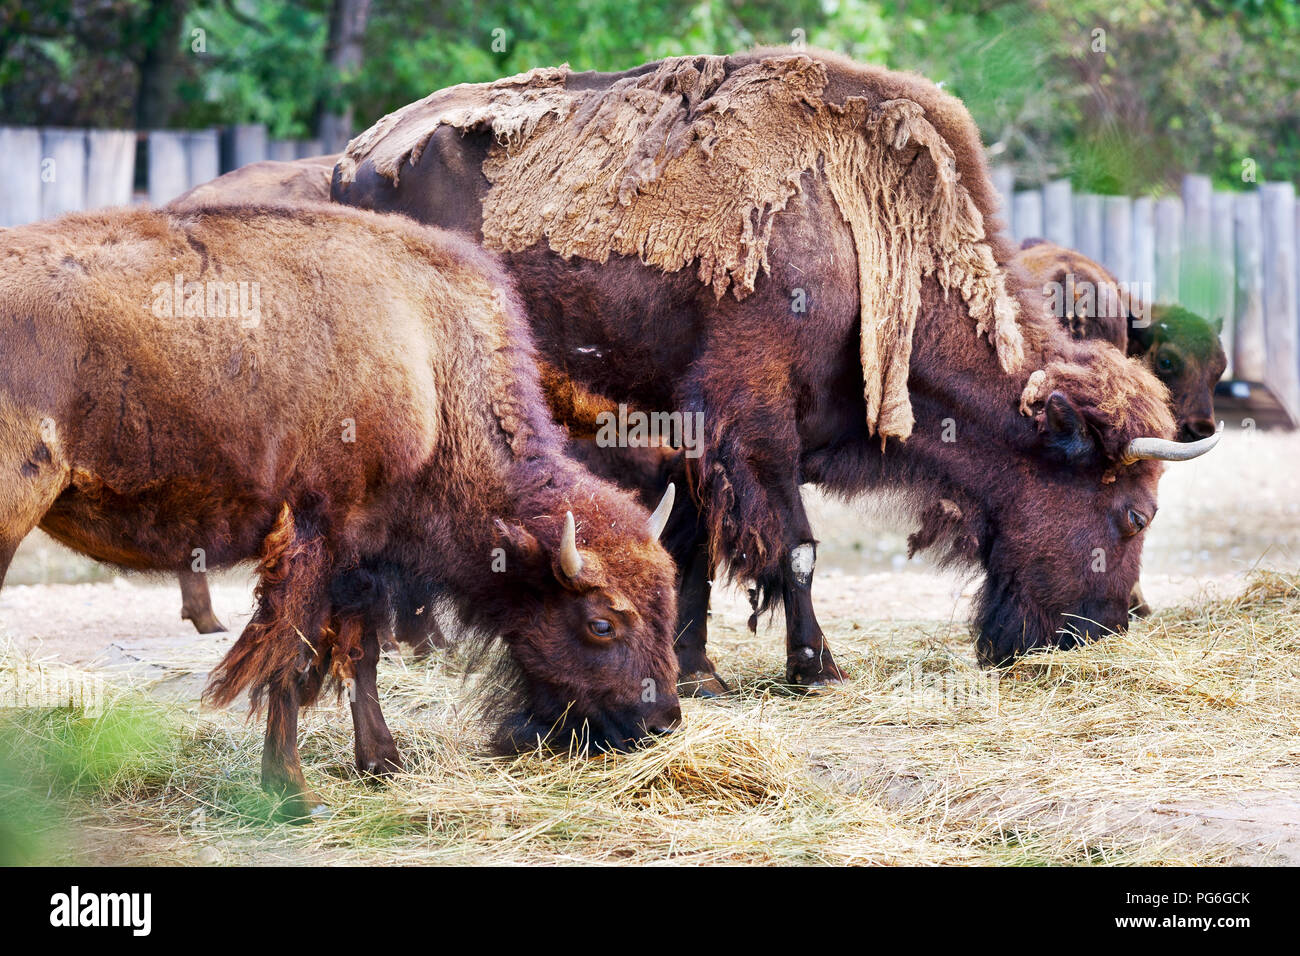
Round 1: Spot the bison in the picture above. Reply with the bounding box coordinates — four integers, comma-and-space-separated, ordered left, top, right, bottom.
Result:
332, 49, 1220, 678
0, 203, 682, 816
1015, 238, 1227, 442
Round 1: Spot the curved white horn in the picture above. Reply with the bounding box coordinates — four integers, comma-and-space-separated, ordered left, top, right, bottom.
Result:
646, 482, 676, 541
559, 511, 583, 579
1121, 426, 1221, 464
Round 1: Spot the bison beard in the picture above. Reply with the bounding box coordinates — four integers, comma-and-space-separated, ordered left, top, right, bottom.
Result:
0, 204, 682, 817
331, 48, 1213, 682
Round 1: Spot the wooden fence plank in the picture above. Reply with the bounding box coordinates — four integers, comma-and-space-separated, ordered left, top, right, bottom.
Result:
40, 129, 87, 220
1233, 192, 1267, 382
221, 124, 268, 172
989, 166, 1014, 232
1154, 196, 1183, 304
1102, 195, 1132, 284
1260, 182, 1298, 418
1131, 196, 1156, 302
1180, 174, 1214, 317
1210, 191, 1236, 377
84, 130, 135, 209
1074, 193, 1104, 263
268, 139, 298, 163
147, 131, 190, 206
1012, 190, 1043, 245
0, 126, 43, 226
186, 130, 220, 189
1042, 179, 1073, 248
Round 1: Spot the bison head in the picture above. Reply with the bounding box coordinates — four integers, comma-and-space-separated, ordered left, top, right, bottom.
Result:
1128, 305, 1227, 442
488, 484, 681, 753
972, 353, 1219, 666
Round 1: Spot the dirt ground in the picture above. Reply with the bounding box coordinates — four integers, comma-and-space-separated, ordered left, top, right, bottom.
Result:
2, 425, 1298, 864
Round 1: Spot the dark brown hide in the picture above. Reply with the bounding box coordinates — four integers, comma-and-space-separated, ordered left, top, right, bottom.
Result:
333, 50, 1181, 676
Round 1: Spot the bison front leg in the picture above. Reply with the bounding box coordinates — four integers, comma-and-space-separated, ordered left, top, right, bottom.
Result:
346, 616, 404, 777
178, 568, 226, 633
261, 681, 329, 821
780, 541, 846, 690
689, 365, 847, 692
673, 534, 727, 696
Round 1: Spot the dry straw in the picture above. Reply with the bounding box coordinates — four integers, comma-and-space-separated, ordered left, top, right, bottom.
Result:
11, 572, 1298, 865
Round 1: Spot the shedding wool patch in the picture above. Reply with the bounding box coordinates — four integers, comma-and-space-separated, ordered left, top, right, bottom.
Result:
342, 54, 1025, 442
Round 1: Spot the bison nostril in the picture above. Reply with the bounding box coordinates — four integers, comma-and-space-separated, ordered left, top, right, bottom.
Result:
1182, 418, 1216, 440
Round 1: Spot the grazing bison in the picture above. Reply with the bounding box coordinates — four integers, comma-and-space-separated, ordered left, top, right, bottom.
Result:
0, 204, 682, 816
1016, 239, 1227, 442
334, 49, 1221, 678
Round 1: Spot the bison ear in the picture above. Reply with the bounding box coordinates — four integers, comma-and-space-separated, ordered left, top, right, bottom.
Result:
1211, 314, 1224, 335
493, 519, 545, 571
1042, 390, 1095, 465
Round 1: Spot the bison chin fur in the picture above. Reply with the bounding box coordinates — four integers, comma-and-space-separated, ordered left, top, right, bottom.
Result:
465, 642, 666, 755
974, 558, 1134, 668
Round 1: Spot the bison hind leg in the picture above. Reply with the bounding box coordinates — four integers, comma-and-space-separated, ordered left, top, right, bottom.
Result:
178, 568, 227, 633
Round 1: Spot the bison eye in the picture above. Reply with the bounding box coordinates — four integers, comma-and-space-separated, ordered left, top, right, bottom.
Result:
1156, 353, 1179, 374
588, 619, 614, 639
1125, 508, 1150, 536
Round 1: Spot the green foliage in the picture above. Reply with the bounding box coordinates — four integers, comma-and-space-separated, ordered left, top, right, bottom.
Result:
0, 692, 179, 864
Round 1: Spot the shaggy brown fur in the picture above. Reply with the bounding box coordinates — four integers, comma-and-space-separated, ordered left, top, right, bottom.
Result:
338, 54, 1024, 443
335, 49, 1186, 679
1016, 238, 1225, 441
0, 204, 682, 813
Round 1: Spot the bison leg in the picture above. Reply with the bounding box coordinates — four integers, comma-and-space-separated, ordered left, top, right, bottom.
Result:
674, 536, 727, 697
261, 681, 328, 821
781, 542, 846, 690
178, 568, 226, 633
689, 361, 846, 690
347, 616, 403, 777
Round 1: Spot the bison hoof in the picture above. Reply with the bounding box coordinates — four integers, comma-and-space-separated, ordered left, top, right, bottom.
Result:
356, 746, 404, 779
678, 669, 730, 698
184, 611, 227, 634
269, 786, 331, 823
786, 653, 847, 693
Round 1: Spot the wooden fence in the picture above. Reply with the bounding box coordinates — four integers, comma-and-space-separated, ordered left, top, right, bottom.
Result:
0, 128, 1295, 423
994, 170, 1298, 423
0, 124, 325, 227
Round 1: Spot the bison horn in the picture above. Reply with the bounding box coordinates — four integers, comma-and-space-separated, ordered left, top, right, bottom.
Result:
1121, 425, 1222, 464
559, 511, 584, 579
646, 483, 676, 541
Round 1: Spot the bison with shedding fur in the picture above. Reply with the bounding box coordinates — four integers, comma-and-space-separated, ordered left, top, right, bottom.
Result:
0, 204, 681, 816
334, 49, 1219, 678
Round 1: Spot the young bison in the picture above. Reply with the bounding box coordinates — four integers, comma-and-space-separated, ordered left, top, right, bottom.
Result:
1015, 239, 1227, 442
0, 204, 682, 816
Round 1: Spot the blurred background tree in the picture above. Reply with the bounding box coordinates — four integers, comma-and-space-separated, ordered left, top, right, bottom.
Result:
0, 0, 1296, 191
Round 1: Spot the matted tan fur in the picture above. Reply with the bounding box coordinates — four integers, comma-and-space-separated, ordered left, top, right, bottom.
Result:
339, 54, 1025, 442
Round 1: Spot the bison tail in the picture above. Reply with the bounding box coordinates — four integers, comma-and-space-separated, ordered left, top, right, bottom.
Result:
203, 502, 333, 713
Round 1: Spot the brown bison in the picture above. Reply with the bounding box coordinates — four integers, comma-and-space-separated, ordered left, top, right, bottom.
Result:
1015, 238, 1227, 442
0, 204, 682, 816
333, 49, 1219, 677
